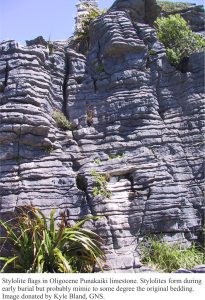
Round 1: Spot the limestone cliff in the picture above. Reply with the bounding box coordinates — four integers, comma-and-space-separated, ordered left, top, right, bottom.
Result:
0, 0, 204, 272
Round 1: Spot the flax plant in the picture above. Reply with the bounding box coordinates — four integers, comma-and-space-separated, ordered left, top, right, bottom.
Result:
0, 206, 105, 273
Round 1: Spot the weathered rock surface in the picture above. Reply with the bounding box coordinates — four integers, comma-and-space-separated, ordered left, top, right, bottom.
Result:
174, 265, 205, 273
110, 0, 161, 25
0, 0, 204, 272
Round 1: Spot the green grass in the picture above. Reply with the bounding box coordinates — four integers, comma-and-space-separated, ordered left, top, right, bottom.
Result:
141, 236, 205, 272
52, 109, 76, 131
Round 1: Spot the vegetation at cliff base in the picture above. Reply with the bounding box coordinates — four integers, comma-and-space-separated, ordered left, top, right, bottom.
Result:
0, 206, 105, 273
155, 14, 205, 68
141, 236, 205, 272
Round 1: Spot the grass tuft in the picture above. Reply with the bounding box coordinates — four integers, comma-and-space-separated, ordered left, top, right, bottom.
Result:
52, 110, 77, 131
141, 236, 205, 272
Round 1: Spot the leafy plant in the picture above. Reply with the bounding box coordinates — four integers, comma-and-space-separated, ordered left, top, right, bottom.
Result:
91, 170, 111, 199
93, 158, 101, 165
76, 6, 105, 43
155, 14, 205, 67
0, 206, 105, 273
52, 109, 77, 131
141, 235, 205, 272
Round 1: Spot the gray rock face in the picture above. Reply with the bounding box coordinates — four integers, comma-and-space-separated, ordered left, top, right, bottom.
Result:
26, 36, 48, 47
110, 0, 160, 25
0, 0, 204, 272
174, 265, 205, 273
191, 265, 205, 273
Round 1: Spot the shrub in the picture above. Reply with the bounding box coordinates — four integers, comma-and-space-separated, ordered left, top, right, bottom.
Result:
52, 109, 76, 131
157, 1, 192, 13
155, 14, 205, 67
75, 6, 106, 54
141, 236, 205, 272
91, 170, 112, 199
0, 206, 105, 273
76, 6, 105, 42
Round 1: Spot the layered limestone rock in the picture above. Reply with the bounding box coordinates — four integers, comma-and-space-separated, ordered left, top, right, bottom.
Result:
0, 0, 204, 271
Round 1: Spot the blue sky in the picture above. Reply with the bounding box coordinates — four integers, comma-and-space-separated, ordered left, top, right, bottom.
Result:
0, 0, 204, 44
